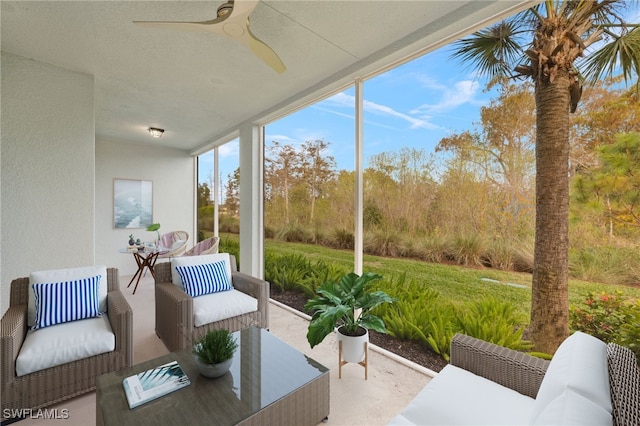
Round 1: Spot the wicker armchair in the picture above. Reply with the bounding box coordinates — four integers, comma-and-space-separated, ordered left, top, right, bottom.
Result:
183, 236, 219, 256
154, 255, 269, 352
158, 230, 189, 259
0, 268, 133, 416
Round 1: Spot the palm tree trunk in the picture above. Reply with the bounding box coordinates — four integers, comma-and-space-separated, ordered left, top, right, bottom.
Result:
530, 72, 571, 354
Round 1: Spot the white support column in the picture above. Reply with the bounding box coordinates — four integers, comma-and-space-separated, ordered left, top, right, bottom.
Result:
238, 123, 264, 278
354, 79, 364, 275
214, 146, 220, 237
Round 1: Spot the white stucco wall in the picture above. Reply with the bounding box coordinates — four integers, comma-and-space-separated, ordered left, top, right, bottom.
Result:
95, 138, 195, 275
1, 52, 95, 314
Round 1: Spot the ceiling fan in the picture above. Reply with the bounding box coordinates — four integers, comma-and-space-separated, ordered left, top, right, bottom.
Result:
134, 0, 285, 74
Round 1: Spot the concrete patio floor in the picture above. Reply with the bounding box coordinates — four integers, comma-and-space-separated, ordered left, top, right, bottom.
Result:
12, 272, 433, 426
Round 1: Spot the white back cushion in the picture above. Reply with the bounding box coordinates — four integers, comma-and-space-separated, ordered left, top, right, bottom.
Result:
29, 265, 108, 327
171, 253, 232, 291
532, 389, 613, 426
16, 316, 115, 376
531, 331, 611, 422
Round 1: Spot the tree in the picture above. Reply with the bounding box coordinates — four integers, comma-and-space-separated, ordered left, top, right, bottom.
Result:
436, 81, 536, 240
452, 1, 640, 353
300, 139, 336, 224
225, 167, 240, 216
571, 79, 640, 175
265, 141, 303, 226
198, 183, 211, 208
573, 132, 640, 232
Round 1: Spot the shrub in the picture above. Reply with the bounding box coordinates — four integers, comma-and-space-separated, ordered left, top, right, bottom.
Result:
330, 228, 354, 250
219, 215, 240, 234
364, 229, 403, 257
263, 252, 348, 297
569, 247, 640, 286
219, 236, 240, 263
451, 234, 485, 267
455, 297, 531, 351
264, 253, 311, 293
276, 224, 314, 243
570, 290, 640, 359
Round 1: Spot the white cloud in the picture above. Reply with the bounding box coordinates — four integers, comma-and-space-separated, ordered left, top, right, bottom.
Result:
411, 79, 481, 116
319, 92, 442, 130
218, 142, 238, 158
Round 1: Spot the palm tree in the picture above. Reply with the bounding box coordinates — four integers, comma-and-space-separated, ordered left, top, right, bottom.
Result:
451, 0, 640, 353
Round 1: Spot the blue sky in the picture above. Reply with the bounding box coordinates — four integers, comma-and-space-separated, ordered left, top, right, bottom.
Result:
198, 44, 494, 192
198, 2, 640, 196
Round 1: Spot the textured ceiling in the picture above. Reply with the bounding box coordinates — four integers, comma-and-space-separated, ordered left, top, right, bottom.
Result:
1, 1, 535, 153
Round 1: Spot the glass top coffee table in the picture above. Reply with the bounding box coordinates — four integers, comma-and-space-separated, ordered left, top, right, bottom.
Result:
96, 327, 330, 426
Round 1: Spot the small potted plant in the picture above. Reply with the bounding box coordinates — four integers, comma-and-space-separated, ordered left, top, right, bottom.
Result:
305, 272, 395, 363
146, 223, 161, 245
192, 329, 238, 378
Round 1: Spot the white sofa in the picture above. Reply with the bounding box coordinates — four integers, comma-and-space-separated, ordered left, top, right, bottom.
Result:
390, 331, 640, 426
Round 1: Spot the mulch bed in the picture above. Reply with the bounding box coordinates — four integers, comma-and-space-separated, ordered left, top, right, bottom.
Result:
270, 290, 448, 373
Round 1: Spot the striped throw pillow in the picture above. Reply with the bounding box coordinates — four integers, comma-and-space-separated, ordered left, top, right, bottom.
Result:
31, 275, 102, 330
175, 261, 232, 297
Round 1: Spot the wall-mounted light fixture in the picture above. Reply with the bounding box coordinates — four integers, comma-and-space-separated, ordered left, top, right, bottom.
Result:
148, 127, 164, 138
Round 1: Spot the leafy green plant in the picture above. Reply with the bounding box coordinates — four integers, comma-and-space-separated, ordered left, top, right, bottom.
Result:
305, 272, 395, 348
193, 329, 238, 364
570, 290, 627, 343
619, 300, 640, 360
456, 297, 531, 351
146, 223, 161, 241
570, 290, 640, 361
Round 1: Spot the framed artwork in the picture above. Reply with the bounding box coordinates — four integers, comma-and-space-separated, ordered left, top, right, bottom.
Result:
113, 179, 153, 229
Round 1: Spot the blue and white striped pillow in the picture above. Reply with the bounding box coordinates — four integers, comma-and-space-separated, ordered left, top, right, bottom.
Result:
175, 261, 232, 297
31, 275, 102, 330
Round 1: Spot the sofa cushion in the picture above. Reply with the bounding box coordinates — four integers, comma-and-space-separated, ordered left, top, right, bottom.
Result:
531, 389, 612, 425
28, 265, 108, 327
176, 261, 232, 297
530, 331, 611, 423
16, 316, 115, 376
388, 364, 535, 425
192, 289, 257, 327
171, 253, 232, 292
32, 275, 102, 330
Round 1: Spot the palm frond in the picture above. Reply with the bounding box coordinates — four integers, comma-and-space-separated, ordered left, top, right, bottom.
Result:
581, 26, 640, 85
451, 19, 527, 80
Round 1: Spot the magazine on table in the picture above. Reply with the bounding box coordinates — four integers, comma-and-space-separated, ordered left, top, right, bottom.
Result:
122, 360, 191, 409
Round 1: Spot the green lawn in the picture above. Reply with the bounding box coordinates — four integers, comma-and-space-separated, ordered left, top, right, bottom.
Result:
220, 232, 640, 320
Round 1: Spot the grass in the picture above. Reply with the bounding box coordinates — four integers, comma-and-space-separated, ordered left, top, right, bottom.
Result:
219, 232, 640, 322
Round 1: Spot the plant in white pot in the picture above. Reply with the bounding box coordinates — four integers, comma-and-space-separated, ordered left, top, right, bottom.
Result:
192, 329, 238, 378
304, 272, 395, 366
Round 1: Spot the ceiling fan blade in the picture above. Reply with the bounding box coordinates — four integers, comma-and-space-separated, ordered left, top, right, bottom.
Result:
133, 1, 284, 73
133, 20, 223, 33
239, 27, 286, 74
228, 1, 260, 20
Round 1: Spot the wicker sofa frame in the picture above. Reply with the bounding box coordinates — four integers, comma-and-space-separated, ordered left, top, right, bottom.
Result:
449, 334, 639, 426
1, 268, 133, 416
153, 255, 270, 353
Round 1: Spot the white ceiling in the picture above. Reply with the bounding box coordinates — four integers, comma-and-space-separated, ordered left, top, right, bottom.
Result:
1, 1, 535, 153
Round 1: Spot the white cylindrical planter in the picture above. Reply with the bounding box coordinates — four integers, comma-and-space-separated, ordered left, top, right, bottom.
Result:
337, 326, 369, 363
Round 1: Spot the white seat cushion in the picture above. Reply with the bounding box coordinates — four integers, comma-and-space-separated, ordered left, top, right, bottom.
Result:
192, 289, 257, 327
28, 265, 108, 327
389, 364, 535, 425
16, 316, 115, 376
